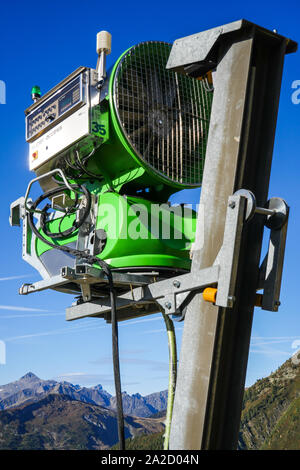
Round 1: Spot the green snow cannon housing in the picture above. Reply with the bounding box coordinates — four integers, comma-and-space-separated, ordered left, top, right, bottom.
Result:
12, 40, 213, 297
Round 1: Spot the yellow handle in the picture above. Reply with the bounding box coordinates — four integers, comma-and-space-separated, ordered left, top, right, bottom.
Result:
203, 287, 217, 303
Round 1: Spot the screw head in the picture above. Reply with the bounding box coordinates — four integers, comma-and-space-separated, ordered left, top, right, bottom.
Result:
165, 302, 172, 310
227, 295, 236, 307
229, 201, 236, 209
173, 280, 181, 288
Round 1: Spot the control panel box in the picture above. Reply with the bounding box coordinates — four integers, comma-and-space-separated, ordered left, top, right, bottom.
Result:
25, 67, 105, 172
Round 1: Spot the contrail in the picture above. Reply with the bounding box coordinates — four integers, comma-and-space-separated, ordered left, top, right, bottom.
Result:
3, 314, 164, 342
0, 312, 64, 319
0, 275, 31, 281
0, 305, 50, 312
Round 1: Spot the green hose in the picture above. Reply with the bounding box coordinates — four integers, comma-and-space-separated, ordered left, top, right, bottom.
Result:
162, 312, 177, 450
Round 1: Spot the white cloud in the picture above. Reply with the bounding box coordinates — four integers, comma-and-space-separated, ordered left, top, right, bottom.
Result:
91, 354, 168, 371
121, 315, 162, 327
0, 312, 64, 319
2, 310, 178, 344
57, 372, 89, 377
4, 319, 106, 342
250, 336, 300, 356
0, 274, 31, 282
54, 372, 115, 386
0, 305, 50, 312
249, 335, 295, 357
142, 326, 183, 335
251, 336, 300, 341
249, 348, 289, 355
251, 339, 297, 346
54, 372, 143, 389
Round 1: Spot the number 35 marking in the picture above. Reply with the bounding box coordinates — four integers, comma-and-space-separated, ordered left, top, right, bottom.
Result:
92, 122, 107, 135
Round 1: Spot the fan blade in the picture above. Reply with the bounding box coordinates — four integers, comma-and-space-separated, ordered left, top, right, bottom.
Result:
119, 110, 145, 122
118, 94, 148, 111
144, 134, 155, 158
164, 87, 177, 108
117, 83, 148, 108
133, 72, 148, 101
146, 69, 164, 106
122, 67, 148, 100
129, 125, 148, 139
163, 74, 177, 108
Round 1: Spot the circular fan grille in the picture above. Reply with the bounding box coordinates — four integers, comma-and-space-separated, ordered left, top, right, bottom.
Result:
113, 41, 213, 186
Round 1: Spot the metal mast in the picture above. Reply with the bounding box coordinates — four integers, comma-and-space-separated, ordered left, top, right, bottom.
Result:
167, 20, 297, 449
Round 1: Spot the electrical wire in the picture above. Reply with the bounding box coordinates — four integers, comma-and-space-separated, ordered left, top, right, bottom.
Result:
74, 149, 104, 182
109, 281, 125, 450
162, 312, 177, 450
37, 185, 91, 240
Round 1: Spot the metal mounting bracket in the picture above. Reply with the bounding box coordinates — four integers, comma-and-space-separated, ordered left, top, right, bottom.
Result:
64, 190, 289, 322
257, 203, 289, 311
65, 191, 248, 322
166, 19, 297, 78
234, 189, 289, 311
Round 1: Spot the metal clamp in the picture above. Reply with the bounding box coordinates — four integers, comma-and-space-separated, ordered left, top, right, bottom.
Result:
234, 189, 288, 229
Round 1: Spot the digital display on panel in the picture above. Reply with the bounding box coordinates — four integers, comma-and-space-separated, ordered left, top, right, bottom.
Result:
26, 75, 82, 141
58, 78, 81, 116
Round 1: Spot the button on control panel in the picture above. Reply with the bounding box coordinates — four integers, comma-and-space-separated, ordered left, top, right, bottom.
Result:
26, 75, 84, 142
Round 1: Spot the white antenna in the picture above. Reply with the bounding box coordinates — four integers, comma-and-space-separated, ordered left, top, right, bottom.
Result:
96, 30, 112, 88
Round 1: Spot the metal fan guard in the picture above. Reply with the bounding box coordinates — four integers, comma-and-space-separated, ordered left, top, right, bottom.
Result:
112, 41, 213, 187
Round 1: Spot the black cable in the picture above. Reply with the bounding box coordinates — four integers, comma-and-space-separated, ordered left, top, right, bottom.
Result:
65, 153, 82, 171
57, 206, 77, 236
107, 271, 125, 451
74, 149, 104, 182
78, 256, 125, 450
27, 186, 125, 450
37, 185, 91, 239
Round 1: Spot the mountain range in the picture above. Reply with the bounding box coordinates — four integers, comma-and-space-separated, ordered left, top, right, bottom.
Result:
0, 354, 299, 450
0, 372, 167, 449
0, 393, 164, 450
0, 372, 168, 418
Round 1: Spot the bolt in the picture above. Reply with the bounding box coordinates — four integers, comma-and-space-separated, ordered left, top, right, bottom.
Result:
165, 301, 172, 310
275, 300, 281, 307
229, 201, 236, 209
227, 295, 236, 307
173, 280, 181, 288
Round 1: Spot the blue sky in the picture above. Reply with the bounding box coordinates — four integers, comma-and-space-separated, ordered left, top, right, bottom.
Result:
0, 0, 299, 395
